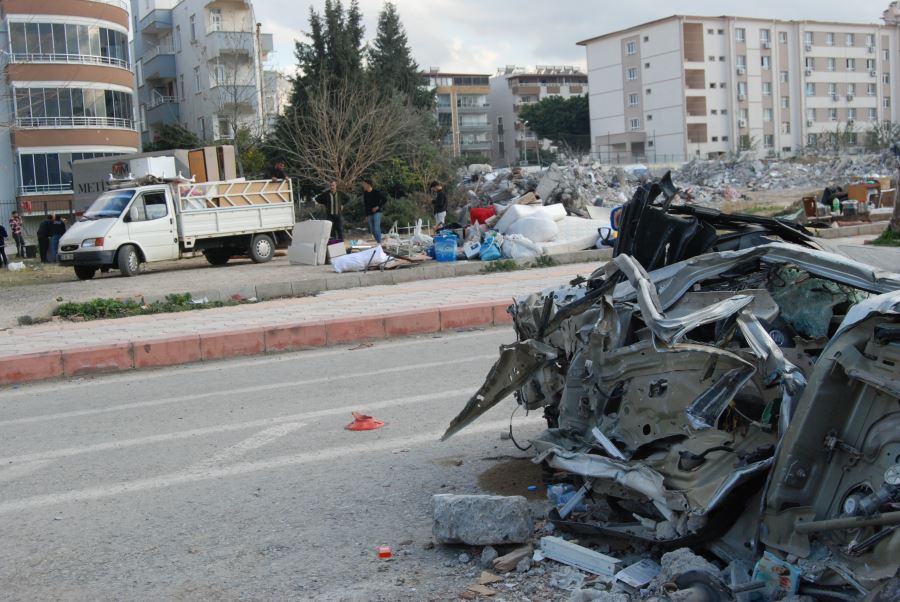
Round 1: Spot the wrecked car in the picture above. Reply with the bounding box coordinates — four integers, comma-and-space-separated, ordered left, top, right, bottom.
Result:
444, 176, 900, 598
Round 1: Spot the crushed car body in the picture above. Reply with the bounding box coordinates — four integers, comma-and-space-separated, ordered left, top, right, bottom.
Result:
444, 175, 900, 597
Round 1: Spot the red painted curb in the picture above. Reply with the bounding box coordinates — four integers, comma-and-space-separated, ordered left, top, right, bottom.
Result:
3, 299, 516, 386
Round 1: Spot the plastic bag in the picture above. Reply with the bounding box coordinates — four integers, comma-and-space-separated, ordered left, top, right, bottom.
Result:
501, 234, 543, 259
463, 221, 482, 258
332, 246, 390, 273
479, 231, 502, 261
7, 262, 25, 272
411, 219, 433, 247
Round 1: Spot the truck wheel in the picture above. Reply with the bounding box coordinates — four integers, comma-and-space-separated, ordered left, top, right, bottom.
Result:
249, 234, 274, 263
74, 266, 97, 280
117, 245, 141, 276
205, 248, 231, 266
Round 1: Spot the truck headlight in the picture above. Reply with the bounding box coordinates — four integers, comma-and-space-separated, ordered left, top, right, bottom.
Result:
81, 237, 104, 248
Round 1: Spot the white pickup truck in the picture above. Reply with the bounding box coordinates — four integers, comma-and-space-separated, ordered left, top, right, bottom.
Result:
58, 178, 294, 279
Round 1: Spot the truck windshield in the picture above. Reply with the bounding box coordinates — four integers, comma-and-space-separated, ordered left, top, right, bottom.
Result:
83, 190, 135, 219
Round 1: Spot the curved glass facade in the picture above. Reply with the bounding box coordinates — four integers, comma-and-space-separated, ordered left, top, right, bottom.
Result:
14, 87, 134, 129
8, 22, 130, 68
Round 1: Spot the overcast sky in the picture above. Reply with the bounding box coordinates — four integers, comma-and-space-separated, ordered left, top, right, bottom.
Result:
257, 0, 893, 75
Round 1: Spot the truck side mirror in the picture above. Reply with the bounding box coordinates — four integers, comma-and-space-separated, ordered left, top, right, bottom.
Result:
129, 206, 140, 222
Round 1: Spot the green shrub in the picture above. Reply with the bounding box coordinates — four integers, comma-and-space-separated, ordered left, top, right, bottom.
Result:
872, 228, 900, 247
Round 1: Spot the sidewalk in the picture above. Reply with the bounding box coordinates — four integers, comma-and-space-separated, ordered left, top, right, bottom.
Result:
0, 261, 604, 386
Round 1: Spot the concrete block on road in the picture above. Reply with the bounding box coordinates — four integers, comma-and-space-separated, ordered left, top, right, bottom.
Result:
200, 328, 266, 360
440, 303, 494, 331
325, 316, 386, 345
62, 343, 134, 376
134, 335, 202, 368
0, 350, 63, 386
265, 322, 327, 352
432, 494, 533, 545
384, 309, 441, 337
256, 282, 294, 301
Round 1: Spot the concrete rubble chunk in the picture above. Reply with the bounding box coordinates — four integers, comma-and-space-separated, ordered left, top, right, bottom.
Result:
432, 494, 533, 545
657, 548, 721, 582
568, 590, 630, 602
480, 545, 499, 567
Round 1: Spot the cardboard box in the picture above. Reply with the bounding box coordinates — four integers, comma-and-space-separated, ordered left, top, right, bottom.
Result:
326, 242, 347, 263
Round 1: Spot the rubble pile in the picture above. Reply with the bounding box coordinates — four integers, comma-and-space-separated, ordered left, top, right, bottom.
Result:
674, 151, 895, 203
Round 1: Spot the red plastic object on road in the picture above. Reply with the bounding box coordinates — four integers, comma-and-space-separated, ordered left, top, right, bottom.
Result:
345, 412, 385, 431
377, 545, 393, 558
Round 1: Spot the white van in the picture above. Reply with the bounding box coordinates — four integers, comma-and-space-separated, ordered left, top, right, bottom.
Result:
58, 178, 294, 280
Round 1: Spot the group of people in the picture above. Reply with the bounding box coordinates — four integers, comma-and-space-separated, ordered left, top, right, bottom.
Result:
0, 212, 68, 268
308, 175, 448, 245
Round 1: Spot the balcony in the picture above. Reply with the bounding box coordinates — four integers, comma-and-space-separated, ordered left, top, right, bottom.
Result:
146, 99, 180, 127
8, 52, 129, 70
512, 85, 541, 95
18, 183, 74, 196
456, 104, 490, 113
140, 8, 173, 34
206, 31, 254, 58
15, 116, 135, 130
460, 141, 491, 152
209, 84, 258, 111
142, 46, 176, 81
457, 123, 490, 132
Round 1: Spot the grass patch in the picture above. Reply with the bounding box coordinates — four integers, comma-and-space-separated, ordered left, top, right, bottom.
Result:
532, 254, 558, 268
56, 293, 250, 321
871, 228, 900, 247
480, 259, 520, 274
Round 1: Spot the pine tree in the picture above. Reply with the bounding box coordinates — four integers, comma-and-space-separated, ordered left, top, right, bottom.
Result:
368, 2, 432, 109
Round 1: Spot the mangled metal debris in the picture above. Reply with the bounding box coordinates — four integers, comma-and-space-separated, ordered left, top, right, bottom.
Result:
444, 175, 900, 597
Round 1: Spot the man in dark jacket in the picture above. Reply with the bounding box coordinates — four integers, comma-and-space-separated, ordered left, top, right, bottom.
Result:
315, 181, 345, 240
49, 215, 66, 262
0, 224, 8, 268
361, 178, 386, 244
37, 215, 52, 262
430, 181, 448, 228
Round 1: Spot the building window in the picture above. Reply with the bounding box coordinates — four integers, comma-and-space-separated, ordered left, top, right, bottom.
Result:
763, 108, 774, 122
646, 88, 651, 95
868, 83, 877, 96
629, 118, 640, 131
217, 116, 232, 139
806, 108, 816, 121
764, 134, 774, 148
179, 75, 185, 100
762, 82, 772, 96
805, 57, 815, 70
805, 31, 814, 45
717, 29, 724, 35
778, 31, 787, 44
709, 55, 715, 62
805, 82, 815, 96
781, 96, 789, 108
711, 136, 718, 142
719, 56, 725, 61
627, 93, 639, 107
739, 108, 749, 121
760, 29, 771, 43
848, 83, 856, 96
846, 58, 856, 72
826, 32, 835, 46
626, 41, 636, 55
736, 55, 747, 68
807, 133, 818, 146
735, 28, 745, 42
828, 82, 837, 96
17, 151, 116, 194
782, 122, 791, 134
140, 104, 146, 131
457, 94, 487, 108
867, 59, 876, 71
626, 67, 637, 80
710, 82, 717, 89
883, 49, 890, 61
869, 107, 878, 121
644, 62, 650, 69
175, 25, 182, 52
194, 66, 201, 92
711, 109, 718, 115
884, 73, 891, 84
198, 116, 206, 140
722, 136, 729, 141
7, 21, 130, 67
761, 56, 771, 69
643, 35, 649, 42
737, 81, 747, 97
721, 109, 727, 115
780, 70, 789, 83
846, 33, 855, 47
210, 8, 222, 31
13, 87, 134, 127
866, 34, 875, 47
189, 14, 196, 42
707, 28, 714, 35
830, 108, 838, 120
884, 97, 891, 108
848, 107, 857, 121
647, 114, 653, 121
827, 58, 836, 72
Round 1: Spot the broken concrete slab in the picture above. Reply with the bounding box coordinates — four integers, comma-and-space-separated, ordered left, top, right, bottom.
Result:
432, 494, 533, 545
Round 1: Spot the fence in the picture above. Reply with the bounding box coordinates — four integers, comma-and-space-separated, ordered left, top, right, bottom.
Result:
0, 199, 75, 239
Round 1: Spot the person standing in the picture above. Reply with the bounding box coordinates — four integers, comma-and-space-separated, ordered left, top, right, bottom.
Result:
49, 215, 66, 262
430, 181, 448, 228
361, 178, 386, 244
0, 223, 8, 268
315, 181, 345, 240
9, 211, 25, 258
37, 215, 52, 262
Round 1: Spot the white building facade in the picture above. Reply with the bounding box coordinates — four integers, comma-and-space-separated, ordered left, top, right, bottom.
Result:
130, 0, 274, 147
580, 13, 900, 162
488, 66, 588, 167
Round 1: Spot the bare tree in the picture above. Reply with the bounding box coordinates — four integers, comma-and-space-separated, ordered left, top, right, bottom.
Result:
270, 78, 427, 192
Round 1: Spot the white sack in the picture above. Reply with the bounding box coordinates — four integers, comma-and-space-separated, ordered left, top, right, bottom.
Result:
501, 234, 543, 259
506, 215, 559, 243
332, 246, 390, 273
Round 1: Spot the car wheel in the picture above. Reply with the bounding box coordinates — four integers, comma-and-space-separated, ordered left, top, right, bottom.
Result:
117, 245, 140, 276
73, 266, 97, 280
249, 234, 274, 263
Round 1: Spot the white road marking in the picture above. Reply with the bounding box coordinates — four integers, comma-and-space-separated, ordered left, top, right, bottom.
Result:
0, 356, 496, 427
0, 417, 537, 515
1, 328, 510, 398
189, 422, 306, 471
0, 389, 473, 465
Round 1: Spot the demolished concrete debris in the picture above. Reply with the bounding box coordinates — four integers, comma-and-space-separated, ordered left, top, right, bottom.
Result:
432, 494, 533, 545
444, 172, 900, 598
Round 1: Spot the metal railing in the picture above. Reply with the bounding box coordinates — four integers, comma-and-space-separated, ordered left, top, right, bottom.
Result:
147, 95, 177, 109
15, 116, 135, 129
142, 45, 175, 63
9, 52, 130, 69
17, 183, 74, 195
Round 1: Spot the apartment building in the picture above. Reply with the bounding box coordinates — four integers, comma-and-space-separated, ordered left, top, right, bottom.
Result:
0, 0, 140, 225
422, 70, 492, 159
579, 13, 900, 162
488, 66, 588, 167
130, 0, 273, 147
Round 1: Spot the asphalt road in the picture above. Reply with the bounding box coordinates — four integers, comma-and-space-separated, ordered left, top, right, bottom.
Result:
0, 328, 549, 601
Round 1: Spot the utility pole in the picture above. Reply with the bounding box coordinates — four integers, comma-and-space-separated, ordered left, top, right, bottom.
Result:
256, 22, 265, 129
